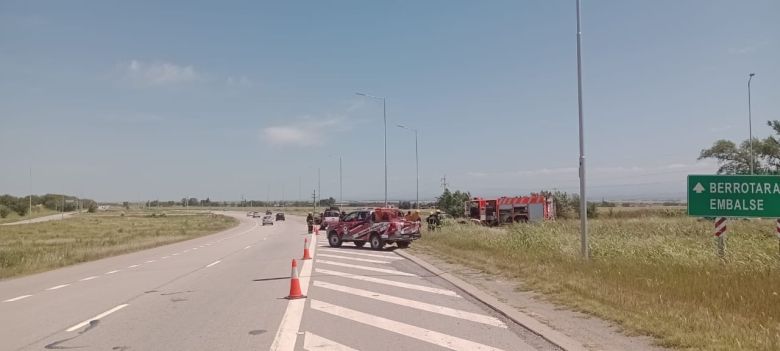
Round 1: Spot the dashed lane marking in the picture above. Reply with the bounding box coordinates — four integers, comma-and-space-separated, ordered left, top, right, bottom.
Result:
79, 276, 99, 281
46, 284, 69, 291
66, 304, 129, 332
206, 260, 221, 268
318, 249, 402, 260
105, 270, 120, 275
3, 295, 32, 303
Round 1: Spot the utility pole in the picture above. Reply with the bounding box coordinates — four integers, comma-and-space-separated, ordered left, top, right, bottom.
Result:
312, 190, 317, 214
318, 167, 321, 207
748, 73, 756, 174
576, 0, 589, 259
441, 175, 448, 190
339, 156, 343, 206
28, 168, 32, 223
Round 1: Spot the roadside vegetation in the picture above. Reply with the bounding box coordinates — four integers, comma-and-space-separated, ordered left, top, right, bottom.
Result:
0, 211, 238, 279
414, 216, 780, 350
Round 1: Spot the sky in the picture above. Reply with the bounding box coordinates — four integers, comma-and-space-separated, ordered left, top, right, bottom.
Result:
1, 0, 778, 202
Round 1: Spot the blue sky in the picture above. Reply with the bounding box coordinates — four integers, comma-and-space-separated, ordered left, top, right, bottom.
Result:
1, 0, 778, 202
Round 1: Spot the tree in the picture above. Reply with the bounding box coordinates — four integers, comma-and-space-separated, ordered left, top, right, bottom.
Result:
318, 197, 336, 207
699, 120, 780, 175
87, 202, 98, 213
123, 201, 130, 210
436, 189, 471, 217
540, 190, 575, 219
398, 201, 412, 210
0, 205, 9, 218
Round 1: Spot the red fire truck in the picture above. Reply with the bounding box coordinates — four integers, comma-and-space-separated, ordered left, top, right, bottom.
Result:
465, 195, 555, 225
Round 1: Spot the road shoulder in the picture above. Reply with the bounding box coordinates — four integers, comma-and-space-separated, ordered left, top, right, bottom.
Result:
401, 248, 668, 351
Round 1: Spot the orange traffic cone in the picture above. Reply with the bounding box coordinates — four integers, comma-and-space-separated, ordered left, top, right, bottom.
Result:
286, 259, 306, 299
302, 237, 312, 260
314, 224, 320, 235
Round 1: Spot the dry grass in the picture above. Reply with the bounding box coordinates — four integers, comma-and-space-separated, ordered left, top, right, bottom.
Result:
0, 212, 238, 279
415, 218, 780, 350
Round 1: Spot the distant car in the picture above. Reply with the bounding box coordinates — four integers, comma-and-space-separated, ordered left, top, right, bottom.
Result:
246, 211, 254, 217
276, 213, 285, 221
262, 215, 274, 225
252, 212, 262, 218
265, 210, 272, 215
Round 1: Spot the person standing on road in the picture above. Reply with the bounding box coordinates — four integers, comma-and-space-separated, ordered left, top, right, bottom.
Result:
306, 213, 314, 233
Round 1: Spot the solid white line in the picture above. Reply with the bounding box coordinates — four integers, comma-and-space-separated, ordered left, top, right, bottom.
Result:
314, 281, 504, 328
315, 268, 459, 297
270, 234, 317, 351
172, 253, 180, 256
192, 248, 198, 250
206, 260, 221, 268
66, 304, 129, 332
3, 295, 33, 302
127, 264, 140, 268
105, 270, 120, 274
317, 260, 416, 277
145, 260, 156, 263
316, 253, 390, 264
46, 284, 69, 290
309, 300, 507, 351
161, 256, 169, 259
318, 249, 402, 260
303, 331, 358, 351
244, 245, 252, 250
79, 276, 99, 281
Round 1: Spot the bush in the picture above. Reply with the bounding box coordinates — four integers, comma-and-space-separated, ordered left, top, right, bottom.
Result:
87, 202, 97, 213
0, 205, 9, 218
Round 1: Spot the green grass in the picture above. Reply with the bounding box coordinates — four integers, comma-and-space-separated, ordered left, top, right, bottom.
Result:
414, 218, 780, 350
0, 212, 238, 279
0, 208, 62, 224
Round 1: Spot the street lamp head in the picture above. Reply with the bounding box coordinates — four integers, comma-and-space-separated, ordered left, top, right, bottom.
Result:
355, 92, 366, 96
397, 124, 406, 129
749, 73, 756, 77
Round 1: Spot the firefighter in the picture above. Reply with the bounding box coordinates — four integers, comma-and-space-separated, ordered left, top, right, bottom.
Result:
411, 210, 421, 222
306, 213, 314, 233
426, 210, 441, 230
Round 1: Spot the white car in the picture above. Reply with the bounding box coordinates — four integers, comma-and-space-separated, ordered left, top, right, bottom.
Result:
246, 211, 254, 217
262, 215, 274, 226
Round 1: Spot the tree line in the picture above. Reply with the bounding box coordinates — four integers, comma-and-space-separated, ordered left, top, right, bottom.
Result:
699, 119, 780, 174
0, 194, 96, 218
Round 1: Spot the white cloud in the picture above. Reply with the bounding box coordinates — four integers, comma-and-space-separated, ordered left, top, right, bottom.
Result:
226, 76, 253, 88
262, 115, 349, 147
119, 60, 200, 85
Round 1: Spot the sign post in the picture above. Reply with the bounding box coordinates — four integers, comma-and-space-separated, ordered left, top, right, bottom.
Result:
688, 175, 780, 257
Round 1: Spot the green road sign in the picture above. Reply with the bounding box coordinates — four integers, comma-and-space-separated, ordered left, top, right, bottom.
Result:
688, 175, 780, 218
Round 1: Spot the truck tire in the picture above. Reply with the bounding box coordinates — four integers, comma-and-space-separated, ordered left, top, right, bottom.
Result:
369, 234, 384, 251
328, 232, 342, 248
354, 240, 366, 248
396, 241, 410, 249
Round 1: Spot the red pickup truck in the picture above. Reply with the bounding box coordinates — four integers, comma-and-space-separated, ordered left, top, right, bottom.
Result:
326, 208, 421, 250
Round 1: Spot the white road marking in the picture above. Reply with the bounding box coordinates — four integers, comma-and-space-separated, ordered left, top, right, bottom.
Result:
206, 260, 221, 268
315, 268, 459, 297
270, 235, 317, 351
172, 253, 180, 256
66, 304, 129, 332
192, 248, 198, 250
244, 245, 252, 250
161, 256, 169, 259
316, 253, 390, 264
314, 281, 504, 327
145, 260, 156, 263
303, 331, 358, 351
127, 264, 140, 268
46, 284, 69, 290
310, 300, 508, 351
79, 276, 98, 281
3, 295, 32, 302
318, 249, 402, 260
317, 260, 416, 277
105, 270, 120, 274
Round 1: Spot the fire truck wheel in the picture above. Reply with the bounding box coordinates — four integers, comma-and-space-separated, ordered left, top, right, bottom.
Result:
354, 240, 366, 248
370, 234, 385, 250
396, 241, 410, 249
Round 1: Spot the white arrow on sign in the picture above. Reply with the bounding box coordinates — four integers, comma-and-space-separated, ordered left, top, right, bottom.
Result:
693, 183, 705, 194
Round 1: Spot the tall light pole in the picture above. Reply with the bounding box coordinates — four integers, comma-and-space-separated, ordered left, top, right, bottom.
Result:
576, 0, 589, 259
397, 124, 419, 208
28, 168, 32, 224
339, 156, 343, 205
356, 92, 388, 207
748, 73, 756, 174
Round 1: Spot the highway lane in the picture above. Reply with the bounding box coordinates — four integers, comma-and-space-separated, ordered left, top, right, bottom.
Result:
2, 212, 560, 350
0, 211, 303, 350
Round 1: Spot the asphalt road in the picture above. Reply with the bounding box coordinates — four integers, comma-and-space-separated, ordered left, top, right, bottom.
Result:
1, 212, 559, 351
